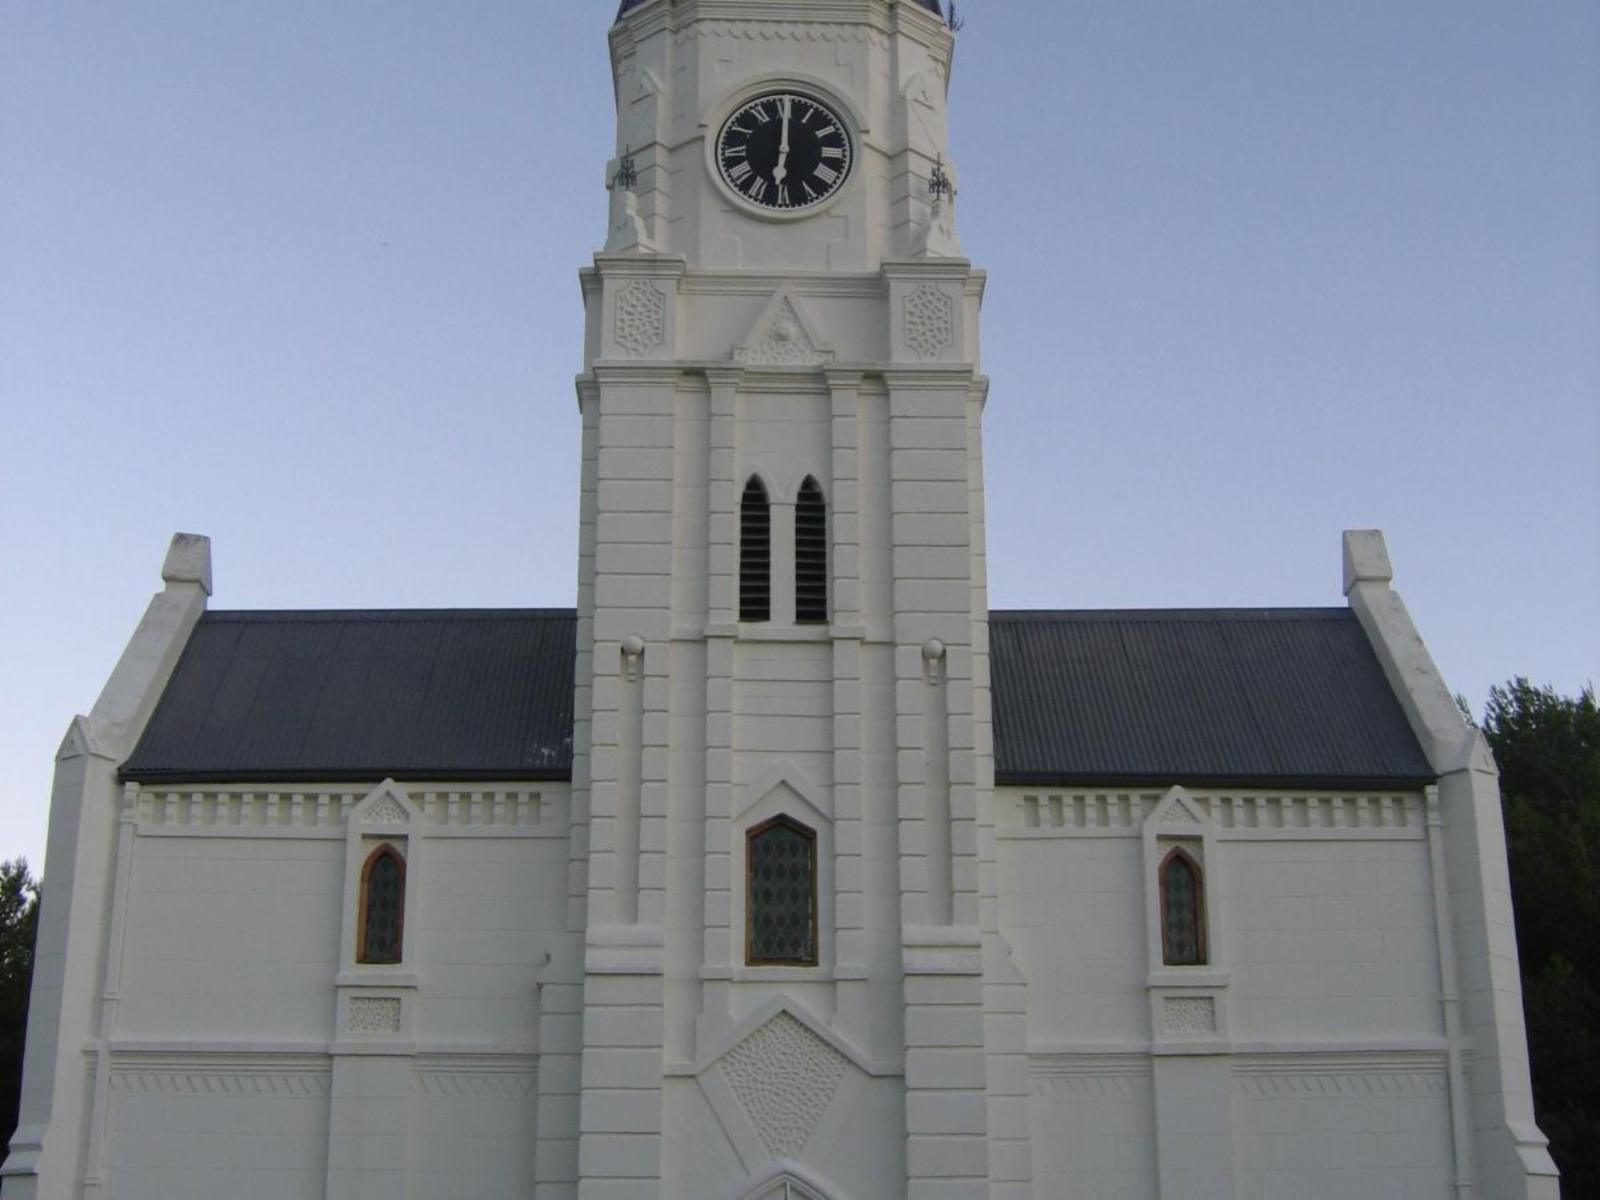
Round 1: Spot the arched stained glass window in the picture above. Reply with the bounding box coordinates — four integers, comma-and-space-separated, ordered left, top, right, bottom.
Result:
746, 817, 817, 965
359, 844, 406, 964
795, 477, 828, 624
740, 476, 771, 622
1160, 848, 1205, 966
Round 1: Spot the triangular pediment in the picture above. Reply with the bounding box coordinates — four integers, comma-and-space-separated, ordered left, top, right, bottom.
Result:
741, 1169, 836, 1200
697, 996, 871, 1080
353, 779, 417, 826
734, 286, 834, 367
1147, 786, 1209, 831
739, 761, 829, 823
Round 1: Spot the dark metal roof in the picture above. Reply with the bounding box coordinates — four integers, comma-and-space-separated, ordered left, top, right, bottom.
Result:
618, 0, 942, 15
990, 608, 1434, 788
122, 610, 575, 784
123, 605, 1430, 790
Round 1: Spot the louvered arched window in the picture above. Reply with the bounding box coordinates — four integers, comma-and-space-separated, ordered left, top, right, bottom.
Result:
1159, 848, 1205, 966
746, 816, 817, 966
740, 476, 771, 622
795, 477, 828, 624
358, 844, 406, 964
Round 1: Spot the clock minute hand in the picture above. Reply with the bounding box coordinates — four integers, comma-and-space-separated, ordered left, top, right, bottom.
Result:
774, 104, 791, 184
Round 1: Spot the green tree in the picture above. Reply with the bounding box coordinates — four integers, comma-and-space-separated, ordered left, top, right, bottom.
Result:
0, 858, 40, 1167
1484, 680, 1600, 1199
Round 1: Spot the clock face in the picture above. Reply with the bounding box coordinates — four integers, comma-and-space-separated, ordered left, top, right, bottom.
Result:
715, 91, 853, 213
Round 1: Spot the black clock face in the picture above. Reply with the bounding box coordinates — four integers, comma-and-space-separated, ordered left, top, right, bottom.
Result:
716, 91, 852, 213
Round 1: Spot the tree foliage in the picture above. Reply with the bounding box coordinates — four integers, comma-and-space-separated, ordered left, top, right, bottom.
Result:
0, 858, 40, 1167
1484, 680, 1600, 1198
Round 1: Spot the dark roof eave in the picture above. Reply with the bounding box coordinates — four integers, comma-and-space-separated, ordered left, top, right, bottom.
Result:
994, 771, 1438, 792
119, 766, 575, 786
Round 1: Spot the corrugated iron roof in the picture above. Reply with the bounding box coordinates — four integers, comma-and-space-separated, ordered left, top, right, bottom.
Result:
990, 608, 1434, 788
122, 605, 1432, 789
121, 610, 575, 783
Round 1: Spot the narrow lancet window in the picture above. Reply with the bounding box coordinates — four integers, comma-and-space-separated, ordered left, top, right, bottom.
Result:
1160, 848, 1205, 966
795, 477, 828, 624
747, 817, 817, 965
741, 476, 771, 622
359, 844, 406, 964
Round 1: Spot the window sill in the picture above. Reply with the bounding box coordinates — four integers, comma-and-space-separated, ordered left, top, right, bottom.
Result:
736, 624, 832, 643
337, 968, 419, 989
1146, 968, 1229, 990
702, 964, 834, 983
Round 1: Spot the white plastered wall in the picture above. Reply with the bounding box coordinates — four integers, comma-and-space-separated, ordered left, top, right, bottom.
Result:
91, 777, 568, 1200
997, 783, 1460, 1200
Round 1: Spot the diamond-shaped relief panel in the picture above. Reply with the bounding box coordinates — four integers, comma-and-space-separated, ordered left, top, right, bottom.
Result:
717, 1014, 848, 1160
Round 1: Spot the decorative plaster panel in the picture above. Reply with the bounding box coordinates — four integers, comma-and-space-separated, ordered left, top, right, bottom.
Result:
108, 1065, 331, 1097
1162, 996, 1217, 1034
903, 283, 955, 359
348, 996, 402, 1034
717, 1013, 848, 1159
1030, 1055, 1152, 1100
615, 280, 667, 355
1005, 789, 1424, 838
1232, 1056, 1448, 1098
414, 1069, 538, 1098
135, 784, 556, 835
673, 22, 888, 49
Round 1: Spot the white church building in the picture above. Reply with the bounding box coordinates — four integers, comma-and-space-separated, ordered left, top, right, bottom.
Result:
5, 1, 1558, 1197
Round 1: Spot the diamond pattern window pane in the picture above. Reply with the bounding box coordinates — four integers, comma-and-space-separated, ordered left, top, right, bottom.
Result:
362, 849, 404, 964
748, 821, 815, 964
1161, 853, 1203, 966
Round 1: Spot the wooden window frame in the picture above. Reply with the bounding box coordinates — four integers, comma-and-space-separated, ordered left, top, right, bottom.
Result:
357, 843, 407, 965
1158, 846, 1207, 966
745, 815, 819, 967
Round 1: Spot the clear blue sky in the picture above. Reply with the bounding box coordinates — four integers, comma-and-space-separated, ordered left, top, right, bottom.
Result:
2, 2, 1596, 872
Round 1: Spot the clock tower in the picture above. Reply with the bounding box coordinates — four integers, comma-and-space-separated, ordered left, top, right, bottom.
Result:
554, 1, 1011, 1197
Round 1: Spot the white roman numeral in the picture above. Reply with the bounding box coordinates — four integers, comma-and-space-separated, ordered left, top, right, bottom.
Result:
727, 161, 752, 183
813, 163, 839, 186
747, 176, 769, 202
752, 104, 771, 124
820, 145, 844, 160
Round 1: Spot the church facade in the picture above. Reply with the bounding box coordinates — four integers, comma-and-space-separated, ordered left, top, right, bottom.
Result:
5, 2, 1557, 1198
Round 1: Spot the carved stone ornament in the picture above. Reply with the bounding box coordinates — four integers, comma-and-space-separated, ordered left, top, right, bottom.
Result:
605, 187, 656, 254
914, 191, 963, 259
614, 279, 666, 355
903, 282, 955, 359
735, 288, 834, 367
361, 794, 410, 824
717, 1013, 848, 1159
